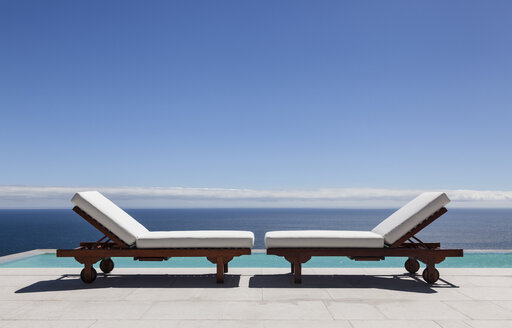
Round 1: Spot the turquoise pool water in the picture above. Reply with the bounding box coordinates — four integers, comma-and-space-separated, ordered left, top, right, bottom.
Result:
1, 252, 511, 268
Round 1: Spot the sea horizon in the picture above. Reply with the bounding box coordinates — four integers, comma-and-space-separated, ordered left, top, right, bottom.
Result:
2, 207, 511, 256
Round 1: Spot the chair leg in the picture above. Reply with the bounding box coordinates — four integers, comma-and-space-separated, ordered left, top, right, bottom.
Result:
291, 262, 294, 274
293, 261, 302, 284
216, 257, 224, 283
224, 262, 228, 273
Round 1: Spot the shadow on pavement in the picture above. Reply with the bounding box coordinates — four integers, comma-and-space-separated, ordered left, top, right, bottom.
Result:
15, 273, 242, 292
249, 273, 459, 292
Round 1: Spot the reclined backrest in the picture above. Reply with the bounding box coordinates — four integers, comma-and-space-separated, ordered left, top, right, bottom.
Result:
371, 192, 450, 246
71, 191, 149, 246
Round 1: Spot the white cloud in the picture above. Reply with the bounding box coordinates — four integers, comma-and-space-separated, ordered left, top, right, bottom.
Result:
1, 185, 512, 208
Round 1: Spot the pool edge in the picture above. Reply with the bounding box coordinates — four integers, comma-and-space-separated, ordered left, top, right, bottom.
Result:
0, 249, 55, 264
1, 248, 512, 265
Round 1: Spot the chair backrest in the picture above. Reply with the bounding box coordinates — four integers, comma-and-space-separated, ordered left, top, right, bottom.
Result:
71, 191, 149, 246
371, 192, 450, 245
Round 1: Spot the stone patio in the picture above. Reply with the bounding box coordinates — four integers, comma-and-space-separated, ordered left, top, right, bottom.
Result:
1, 267, 511, 327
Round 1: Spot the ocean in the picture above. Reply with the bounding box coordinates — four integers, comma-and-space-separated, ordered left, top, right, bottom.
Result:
1, 208, 511, 256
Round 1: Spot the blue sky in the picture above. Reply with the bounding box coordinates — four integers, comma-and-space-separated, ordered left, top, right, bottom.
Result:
1, 1, 511, 207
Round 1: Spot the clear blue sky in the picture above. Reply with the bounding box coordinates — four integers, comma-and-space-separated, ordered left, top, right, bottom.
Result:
1, 0, 511, 190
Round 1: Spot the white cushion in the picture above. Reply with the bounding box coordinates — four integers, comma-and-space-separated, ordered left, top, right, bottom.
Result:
265, 230, 384, 248
72, 191, 149, 246
371, 192, 450, 245
136, 231, 255, 248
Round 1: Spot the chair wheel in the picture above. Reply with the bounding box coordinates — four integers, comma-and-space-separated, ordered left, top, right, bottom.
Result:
405, 258, 420, 273
80, 267, 97, 283
422, 267, 439, 284
100, 258, 114, 273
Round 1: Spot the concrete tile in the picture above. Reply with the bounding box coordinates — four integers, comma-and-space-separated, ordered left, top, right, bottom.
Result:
2, 301, 74, 320
2, 320, 95, 328
143, 300, 224, 319
349, 320, 441, 328
293, 271, 436, 289
56, 287, 137, 301
262, 320, 350, 328
166, 274, 241, 287
459, 288, 512, 301
237, 273, 252, 286
86, 273, 177, 287
125, 288, 203, 301
90, 319, 181, 328
3, 268, 512, 327
178, 320, 265, 328
61, 301, 153, 320
445, 301, 512, 320
262, 288, 331, 301
435, 320, 472, 328
0, 286, 63, 301
143, 301, 332, 320
440, 269, 512, 276
325, 301, 385, 320
448, 276, 512, 288
492, 300, 512, 311
0, 276, 51, 287
198, 287, 262, 301
328, 287, 468, 301
248, 274, 294, 288
219, 300, 332, 320
377, 301, 468, 320
384, 288, 471, 301
328, 288, 394, 300
465, 320, 512, 328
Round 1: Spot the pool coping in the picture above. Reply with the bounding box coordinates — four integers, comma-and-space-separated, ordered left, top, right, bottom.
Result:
1, 248, 512, 265
0, 249, 55, 264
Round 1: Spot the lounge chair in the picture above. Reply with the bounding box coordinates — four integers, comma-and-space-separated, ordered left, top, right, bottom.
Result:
56, 191, 254, 283
265, 192, 463, 284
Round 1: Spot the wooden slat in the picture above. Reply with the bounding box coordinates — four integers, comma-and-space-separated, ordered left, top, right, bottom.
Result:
349, 256, 384, 261
134, 257, 168, 261
401, 242, 441, 249
389, 207, 448, 248
72, 206, 129, 248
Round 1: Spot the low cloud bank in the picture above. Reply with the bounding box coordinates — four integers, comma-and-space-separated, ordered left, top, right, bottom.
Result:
1, 185, 512, 208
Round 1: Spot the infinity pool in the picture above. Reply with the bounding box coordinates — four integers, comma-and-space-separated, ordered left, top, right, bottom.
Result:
1, 251, 511, 268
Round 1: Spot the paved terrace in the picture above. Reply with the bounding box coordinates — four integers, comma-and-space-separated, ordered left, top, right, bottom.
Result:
0, 267, 511, 328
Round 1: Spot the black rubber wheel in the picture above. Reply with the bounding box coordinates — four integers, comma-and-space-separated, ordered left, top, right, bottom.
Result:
100, 258, 114, 273
80, 267, 97, 283
422, 267, 439, 284
405, 258, 420, 274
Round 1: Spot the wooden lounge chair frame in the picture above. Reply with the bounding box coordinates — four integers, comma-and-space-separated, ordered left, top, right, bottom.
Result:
56, 206, 251, 283
267, 207, 463, 284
